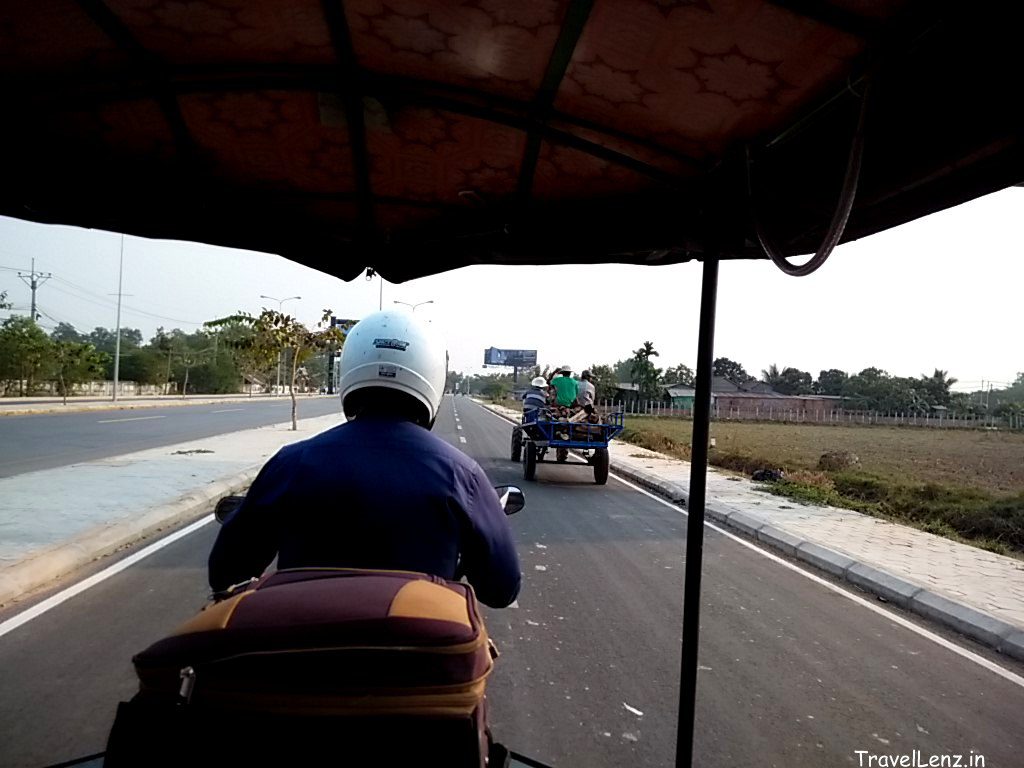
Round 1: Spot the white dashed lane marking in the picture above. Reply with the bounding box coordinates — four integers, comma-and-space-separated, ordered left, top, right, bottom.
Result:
97, 415, 166, 424
459, 436, 467, 443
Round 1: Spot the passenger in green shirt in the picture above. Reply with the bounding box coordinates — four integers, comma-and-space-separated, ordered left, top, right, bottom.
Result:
549, 366, 578, 407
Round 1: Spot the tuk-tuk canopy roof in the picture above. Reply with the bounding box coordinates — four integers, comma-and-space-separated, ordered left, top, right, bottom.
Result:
2, 1, 1020, 282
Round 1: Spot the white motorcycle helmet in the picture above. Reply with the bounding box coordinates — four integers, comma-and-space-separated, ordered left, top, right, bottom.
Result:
338, 309, 447, 428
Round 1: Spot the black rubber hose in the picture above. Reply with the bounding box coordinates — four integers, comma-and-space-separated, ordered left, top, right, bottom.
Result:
747, 79, 871, 277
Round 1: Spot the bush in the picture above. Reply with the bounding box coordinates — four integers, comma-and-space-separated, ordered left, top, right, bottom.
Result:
832, 472, 889, 502
785, 470, 835, 491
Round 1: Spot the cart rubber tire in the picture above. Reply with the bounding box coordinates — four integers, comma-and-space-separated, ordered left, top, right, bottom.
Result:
593, 448, 609, 485
511, 428, 522, 462
556, 447, 568, 463
524, 445, 537, 481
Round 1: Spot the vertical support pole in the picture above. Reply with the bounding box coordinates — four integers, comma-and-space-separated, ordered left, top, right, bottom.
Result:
112, 235, 125, 403
675, 255, 718, 768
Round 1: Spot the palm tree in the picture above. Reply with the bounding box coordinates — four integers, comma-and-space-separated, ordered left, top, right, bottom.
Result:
630, 341, 661, 401
762, 363, 782, 388
918, 369, 958, 407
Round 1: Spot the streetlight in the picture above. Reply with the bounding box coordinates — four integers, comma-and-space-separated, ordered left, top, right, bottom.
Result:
393, 300, 434, 311
366, 267, 391, 310
260, 294, 301, 395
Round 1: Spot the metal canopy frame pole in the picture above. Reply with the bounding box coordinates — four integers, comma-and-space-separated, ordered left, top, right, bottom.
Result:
675, 254, 719, 768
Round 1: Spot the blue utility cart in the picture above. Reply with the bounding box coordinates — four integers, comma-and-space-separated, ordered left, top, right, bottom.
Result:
510, 410, 625, 484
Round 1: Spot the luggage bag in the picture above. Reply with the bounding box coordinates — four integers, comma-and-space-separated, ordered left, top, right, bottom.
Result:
106, 568, 496, 767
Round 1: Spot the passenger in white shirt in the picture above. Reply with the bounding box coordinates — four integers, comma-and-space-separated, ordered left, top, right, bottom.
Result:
576, 370, 596, 411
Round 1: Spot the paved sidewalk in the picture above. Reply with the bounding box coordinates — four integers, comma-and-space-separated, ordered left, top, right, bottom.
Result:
0, 411, 344, 607
480, 401, 1024, 661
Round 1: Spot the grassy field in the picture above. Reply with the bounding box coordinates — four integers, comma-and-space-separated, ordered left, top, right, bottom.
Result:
622, 417, 1024, 495
621, 417, 1024, 556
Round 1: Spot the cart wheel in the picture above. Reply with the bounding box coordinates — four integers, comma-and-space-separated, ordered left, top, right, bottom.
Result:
511, 428, 522, 462
524, 444, 537, 481
593, 448, 609, 485
556, 447, 568, 463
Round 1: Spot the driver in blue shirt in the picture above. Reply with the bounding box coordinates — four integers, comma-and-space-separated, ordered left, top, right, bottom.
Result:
208, 310, 521, 608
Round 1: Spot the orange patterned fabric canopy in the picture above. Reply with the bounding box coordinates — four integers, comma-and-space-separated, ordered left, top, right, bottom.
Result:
1, 1, 1020, 281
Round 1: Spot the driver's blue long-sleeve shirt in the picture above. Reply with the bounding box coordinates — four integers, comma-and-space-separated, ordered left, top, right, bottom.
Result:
208, 415, 521, 608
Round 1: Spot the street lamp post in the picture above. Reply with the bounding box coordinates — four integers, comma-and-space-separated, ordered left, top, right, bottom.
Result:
393, 300, 434, 312
260, 294, 301, 395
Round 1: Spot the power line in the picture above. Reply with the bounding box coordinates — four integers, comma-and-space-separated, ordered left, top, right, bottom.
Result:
50, 275, 204, 323
48, 277, 203, 326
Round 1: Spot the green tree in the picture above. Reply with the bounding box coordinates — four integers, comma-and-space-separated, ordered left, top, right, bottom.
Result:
210, 321, 274, 396
208, 309, 345, 429
0, 316, 52, 395
843, 368, 921, 412
661, 363, 695, 387
50, 322, 84, 343
176, 347, 210, 397
612, 358, 633, 383
87, 327, 143, 377
468, 373, 513, 401
814, 369, 848, 396
588, 363, 618, 400
0, 290, 10, 310
630, 341, 662, 401
118, 348, 166, 388
713, 357, 752, 384
775, 367, 813, 395
761, 363, 783, 390
916, 369, 958, 407
51, 341, 106, 404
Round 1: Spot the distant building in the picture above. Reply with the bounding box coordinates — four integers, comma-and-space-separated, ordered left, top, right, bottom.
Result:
664, 384, 695, 409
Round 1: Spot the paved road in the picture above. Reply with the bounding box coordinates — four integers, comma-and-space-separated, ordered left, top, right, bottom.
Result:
1, 396, 1022, 767
0, 397, 341, 478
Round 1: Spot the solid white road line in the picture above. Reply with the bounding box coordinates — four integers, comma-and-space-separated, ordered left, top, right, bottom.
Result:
96, 415, 166, 424
468, 399, 1024, 689
211, 408, 245, 413
0, 515, 215, 639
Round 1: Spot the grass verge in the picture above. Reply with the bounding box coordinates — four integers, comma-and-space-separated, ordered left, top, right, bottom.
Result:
620, 418, 1024, 557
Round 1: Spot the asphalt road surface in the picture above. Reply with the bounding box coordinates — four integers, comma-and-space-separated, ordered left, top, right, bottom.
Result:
0, 396, 1021, 767
0, 397, 342, 478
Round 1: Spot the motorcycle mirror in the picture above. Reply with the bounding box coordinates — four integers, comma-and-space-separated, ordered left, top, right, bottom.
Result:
214, 495, 245, 523
494, 485, 525, 515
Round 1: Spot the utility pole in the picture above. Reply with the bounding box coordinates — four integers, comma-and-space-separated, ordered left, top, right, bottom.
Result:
112, 235, 125, 402
18, 257, 52, 321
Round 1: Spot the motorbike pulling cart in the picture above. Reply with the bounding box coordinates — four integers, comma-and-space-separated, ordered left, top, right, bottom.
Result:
511, 409, 624, 485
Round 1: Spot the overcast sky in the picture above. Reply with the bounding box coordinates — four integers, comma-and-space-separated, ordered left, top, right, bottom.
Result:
1, 186, 1020, 393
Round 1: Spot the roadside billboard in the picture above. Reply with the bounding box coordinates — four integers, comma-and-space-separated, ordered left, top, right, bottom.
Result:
483, 347, 537, 367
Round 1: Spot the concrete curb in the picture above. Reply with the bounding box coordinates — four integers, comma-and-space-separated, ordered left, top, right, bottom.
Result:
472, 402, 1024, 662
0, 395, 332, 417
0, 467, 260, 608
